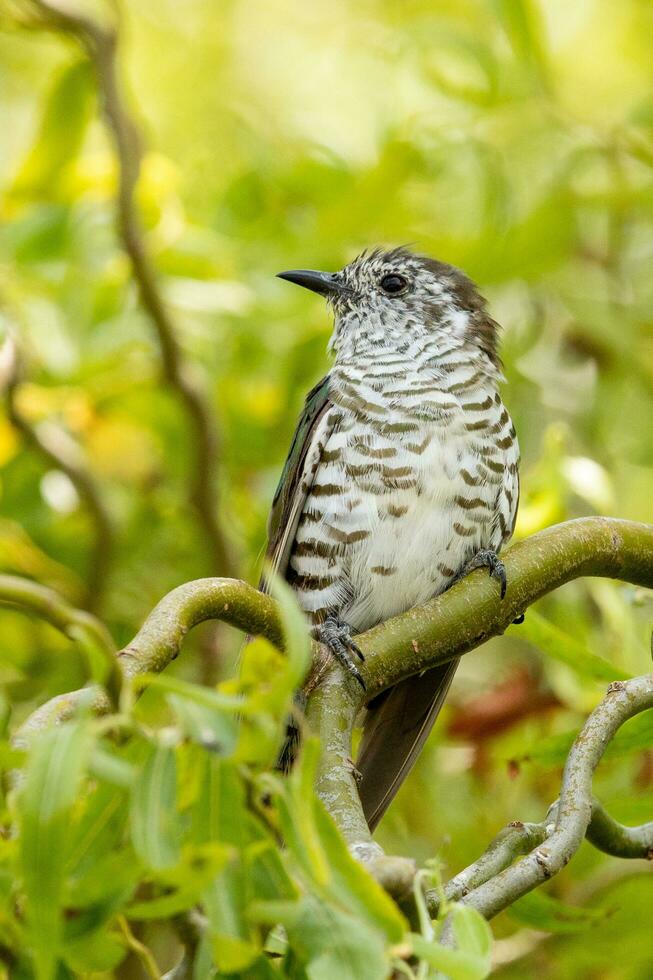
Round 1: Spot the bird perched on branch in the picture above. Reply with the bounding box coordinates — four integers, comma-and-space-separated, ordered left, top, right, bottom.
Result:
264, 247, 519, 831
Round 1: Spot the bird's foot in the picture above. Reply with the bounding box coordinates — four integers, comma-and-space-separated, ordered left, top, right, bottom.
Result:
458, 548, 507, 599
315, 616, 366, 690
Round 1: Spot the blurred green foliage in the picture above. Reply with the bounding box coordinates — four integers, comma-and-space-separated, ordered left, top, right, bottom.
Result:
1, 0, 653, 976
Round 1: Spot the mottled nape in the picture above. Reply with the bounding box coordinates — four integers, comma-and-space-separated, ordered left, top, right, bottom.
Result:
268, 247, 519, 829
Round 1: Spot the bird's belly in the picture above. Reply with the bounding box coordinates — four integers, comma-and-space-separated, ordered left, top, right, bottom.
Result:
339, 430, 501, 632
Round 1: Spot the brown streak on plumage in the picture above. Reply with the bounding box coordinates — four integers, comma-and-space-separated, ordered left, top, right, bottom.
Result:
310, 483, 342, 496
454, 496, 491, 510
405, 434, 432, 454
460, 468, 482, 486
293, 539, 339, 558
463, 395, 493, 411
327, 526, 371, 544
287, 571, 337, 590
453, 522, 476, 537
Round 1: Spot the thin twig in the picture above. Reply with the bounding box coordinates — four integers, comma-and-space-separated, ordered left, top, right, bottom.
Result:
26, 0, 233, 576
427, 791, 653, 921
441, 821, 550, 907
1, 335, 113, 611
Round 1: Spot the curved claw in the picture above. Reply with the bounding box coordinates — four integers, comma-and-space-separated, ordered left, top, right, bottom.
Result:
459, 548, 507, 599
315, 616, 367, 690
489, 558, 507, 599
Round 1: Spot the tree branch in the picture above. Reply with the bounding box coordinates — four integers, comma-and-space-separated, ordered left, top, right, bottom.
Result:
12, 517, 652, 836
8, 516, 653, 941
426, 793, 653, 923
1, 335, 114, 611
586, 796, 653, 859
25, 0, 233, 576
13, 576, 281, 743
0, 573, 120, 717
13, 517, 653, 734
356, 517, 653, 700
433, 675, 653, 938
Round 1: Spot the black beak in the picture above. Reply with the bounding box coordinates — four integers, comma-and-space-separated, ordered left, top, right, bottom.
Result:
276, 269, 348, 298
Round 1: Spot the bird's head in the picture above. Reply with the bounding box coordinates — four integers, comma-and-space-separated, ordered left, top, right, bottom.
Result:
277, 247, 499, 366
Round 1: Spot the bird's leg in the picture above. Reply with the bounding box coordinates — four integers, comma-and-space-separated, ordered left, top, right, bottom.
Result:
314, 615, 366, 690
456, 548, 507, 599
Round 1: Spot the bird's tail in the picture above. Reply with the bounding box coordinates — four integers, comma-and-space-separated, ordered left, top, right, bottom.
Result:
356, 660, 459, 832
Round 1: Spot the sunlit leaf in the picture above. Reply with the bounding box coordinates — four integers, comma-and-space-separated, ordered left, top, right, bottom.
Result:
12, 59, 94, 200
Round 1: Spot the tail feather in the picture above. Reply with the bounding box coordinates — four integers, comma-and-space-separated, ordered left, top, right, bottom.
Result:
356, 660, 459, 832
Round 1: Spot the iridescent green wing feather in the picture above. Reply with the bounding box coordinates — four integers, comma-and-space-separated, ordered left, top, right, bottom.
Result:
261, 373, 333, 591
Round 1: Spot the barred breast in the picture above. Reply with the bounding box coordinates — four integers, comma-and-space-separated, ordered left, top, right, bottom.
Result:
287, 347, 519, 632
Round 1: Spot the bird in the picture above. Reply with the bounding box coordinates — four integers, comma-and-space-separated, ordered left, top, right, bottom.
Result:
263, 246, 519, 832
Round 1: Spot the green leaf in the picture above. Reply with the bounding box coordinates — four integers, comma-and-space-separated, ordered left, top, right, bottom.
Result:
204, 865, 261, 974
410, 929, 490, 980
452, 905, 493, 960
189, 755, 248, 846
250, 896, 389, 980
167, 692, 238, 754
494, 0, 549, 89
517, 610, 630, 683
272, 739, 330, 887
12, 59, 94, 200
18, 720, 93, 980
126, 843, 230, 920
312, 801, 406, 942
88, 746, 137, 788
190, 758, 260, 972
135, 673, 243, 712
63, 924, 126, 973
245, 839, 299, 903
67, 780, 131, 896
235, 637, 292, 764
509, 890, 611, 934
130, 741, 181, 870
518, 709, 653, 767
267, 572, 311, 688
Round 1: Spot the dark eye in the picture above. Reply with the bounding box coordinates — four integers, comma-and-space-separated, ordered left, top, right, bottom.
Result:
380, 273, 408, 295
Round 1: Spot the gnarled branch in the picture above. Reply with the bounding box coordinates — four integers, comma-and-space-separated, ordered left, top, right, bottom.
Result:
9, 517, 653, 931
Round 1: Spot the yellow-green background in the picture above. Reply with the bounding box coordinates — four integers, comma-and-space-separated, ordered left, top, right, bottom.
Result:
1, 1, 653, 976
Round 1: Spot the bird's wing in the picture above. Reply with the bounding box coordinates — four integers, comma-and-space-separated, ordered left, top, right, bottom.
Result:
260, 373, 334, 591
356, 661, 458, 832
357, 470, 521, 833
